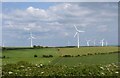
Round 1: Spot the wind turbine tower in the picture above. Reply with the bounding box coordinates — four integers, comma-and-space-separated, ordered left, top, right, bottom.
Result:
86, 40, 90, 46
93, 40, 96, 46
100, 39, 104, 47
67, 40, 70, 46
105, 41, 108, 46
29, 32, 35, 47
74, 25, 85, 48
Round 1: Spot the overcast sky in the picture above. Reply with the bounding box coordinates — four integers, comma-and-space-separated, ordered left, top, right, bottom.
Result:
2, 2, 118, 47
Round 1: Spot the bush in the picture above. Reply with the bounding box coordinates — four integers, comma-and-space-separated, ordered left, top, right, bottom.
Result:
2, 47, 6, 50
43, 55, 53, 58
2, 56, 5, 58
76, 55, 80, 57
33, 45, 44, 49
49, 55, 53, 57
63, 55, 72, 57
2, 56, 6, 58
82, 54, 87, 56
88, 53, 93, 55
33, 45, 37, 48
57, 48, 60, 51
34, 54, 37, 58
94, 53, 98, 55
100, 53, 105, 55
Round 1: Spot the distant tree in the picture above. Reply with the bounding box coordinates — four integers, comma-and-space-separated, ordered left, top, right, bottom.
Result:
37, 45, 41, 48
40, 46, 43, 48
2, 47, 6, 50
45, 46, 48, 48
33, 45, 37, 48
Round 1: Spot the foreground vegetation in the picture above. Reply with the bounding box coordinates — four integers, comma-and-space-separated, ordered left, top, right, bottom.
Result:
2, 61, 119, 77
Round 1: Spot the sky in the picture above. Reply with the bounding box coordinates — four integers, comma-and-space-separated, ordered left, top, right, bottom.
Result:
2, 2, 118, 47
2, 0, 120, 2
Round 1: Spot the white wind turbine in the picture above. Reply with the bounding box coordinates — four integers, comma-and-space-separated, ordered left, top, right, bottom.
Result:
100, 39, 104, 46
93, 39, 96, 46
86, 40, 91, 46
67, 40, 70, 46
28, 32, 35, 47
105, 41, 108, 46
74, 25, 85, 48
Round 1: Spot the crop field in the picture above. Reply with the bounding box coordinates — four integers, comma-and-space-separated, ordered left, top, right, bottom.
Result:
2, 47, 118, 65
1, 46, 120, 77
52, 53, 118, 66
59, 47, 118, 56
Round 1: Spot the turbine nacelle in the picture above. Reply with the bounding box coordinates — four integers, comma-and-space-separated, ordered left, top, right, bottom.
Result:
74, 25, 85, 38
28, 36, 35, 39
77, 30, 85, 33
28, 32, 36, 39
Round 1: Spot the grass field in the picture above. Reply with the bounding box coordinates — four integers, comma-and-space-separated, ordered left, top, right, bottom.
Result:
2, 48, 59, 65
1, 46, 119, 76
2, 46, 119, 66
52, 53, 118, 66
59, 47, 118, 56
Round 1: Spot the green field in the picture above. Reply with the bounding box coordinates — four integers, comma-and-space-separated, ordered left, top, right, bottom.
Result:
59, 47, 118, 56
2, 47, 119, 66
2, 48, 58, 65
2, 46, 119, 76
52, 53, 118, 66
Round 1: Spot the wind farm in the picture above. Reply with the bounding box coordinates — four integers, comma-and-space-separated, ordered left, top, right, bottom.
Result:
1, 24, 119, 77
1, 2, 119, 77
1, 23, 119, 77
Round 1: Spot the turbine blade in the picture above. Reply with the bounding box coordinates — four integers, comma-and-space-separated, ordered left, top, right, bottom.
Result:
32, 36, 36, 39
78, 30, 85, 32
74, 25, 85, 32
74, 25, 78, 31
74, 32, 78, 37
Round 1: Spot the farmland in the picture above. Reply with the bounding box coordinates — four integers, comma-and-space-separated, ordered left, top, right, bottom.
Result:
1, 46, 120, 77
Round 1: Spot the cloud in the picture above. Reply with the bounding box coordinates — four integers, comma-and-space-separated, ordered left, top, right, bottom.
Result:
2, 2, 118, 46
26, 6, 48, 18
97, 25, 108, 32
